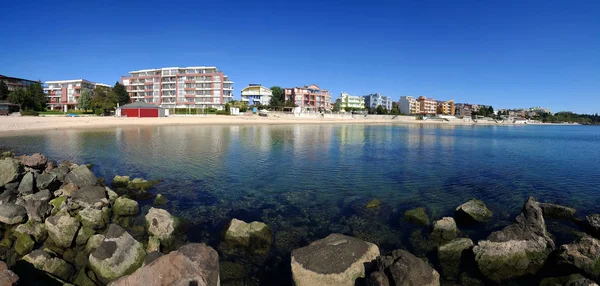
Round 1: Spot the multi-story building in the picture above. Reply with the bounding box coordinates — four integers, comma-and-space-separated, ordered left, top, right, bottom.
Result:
121, 66, 233, 109
437, 100, 455, 115
284, 84, 331, 110
455, 103, 473, 118
417, 96, 437, 114
337, 92, 365, 110
399, 96, 420, 114
363, 93, 392, 111
241, 84, 272, 106
44, 79, 110, 110
0, 74, 39, 92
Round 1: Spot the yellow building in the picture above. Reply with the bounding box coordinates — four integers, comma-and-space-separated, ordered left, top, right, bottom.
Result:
437, 100, 455, 115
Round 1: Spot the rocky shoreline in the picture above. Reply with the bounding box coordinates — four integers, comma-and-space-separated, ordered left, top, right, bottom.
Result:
1, 152, 600, 285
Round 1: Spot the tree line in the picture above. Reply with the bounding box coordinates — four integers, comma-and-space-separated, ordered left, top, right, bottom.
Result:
533, 112, 600, 125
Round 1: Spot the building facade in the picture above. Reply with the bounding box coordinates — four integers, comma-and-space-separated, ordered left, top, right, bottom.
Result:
284, 84, 331, 110
121, 66, 233, 109
0, 75, 39, 92
44, 79, 110, 110
399, 96, 420, 114
363, 93, 392, 111
417, 96, 437, 114
455, 103, 473, 118
437, 100, 455, 115
241, 84, 272, 106
338, 92, 365, 110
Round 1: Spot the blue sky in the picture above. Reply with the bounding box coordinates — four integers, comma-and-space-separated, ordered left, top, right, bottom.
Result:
2, 0, 599, 113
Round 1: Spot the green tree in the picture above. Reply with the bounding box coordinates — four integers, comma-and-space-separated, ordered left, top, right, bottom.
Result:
0, 81, 9, 101
7, 82, 47, 111
113, 81, 130, 106
269, 86, 284, 107
91, 86, 117, 115
376, 105, 385, 114
8, 89, 28, 110
225, 103, 231, 113
78, 90, 92, 111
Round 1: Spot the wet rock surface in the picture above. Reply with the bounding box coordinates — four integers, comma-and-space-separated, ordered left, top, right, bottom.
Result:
455, 199, 493, 225
370, 249, 440, 286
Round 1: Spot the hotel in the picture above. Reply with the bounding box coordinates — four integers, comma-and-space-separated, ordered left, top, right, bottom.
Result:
284, 84, 331, 111
336, 92, 365, 110
437, 100, 455, 115
241, 84, 272, 106
121, 66, 233, 109
0, 75, 39, 92
399, 96, 420, 114
417, 96, 438, 115
44, 79, 110, 111
363, 93, 392, 111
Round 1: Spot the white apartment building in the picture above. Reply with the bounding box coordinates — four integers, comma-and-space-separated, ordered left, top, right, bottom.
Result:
241, 84, 272, 106
338, 92, 365, 110
44, 79, 110, 111
121, 66, 233, 109
399, 96, 420, 114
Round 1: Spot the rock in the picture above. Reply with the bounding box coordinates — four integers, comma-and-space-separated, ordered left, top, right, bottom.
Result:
15, 220, 48, 242
0, 158, 22, 187
584, 214, 600, 238
147, 236, 160, 253
45, 215, 81, 248
143, 252, 164, 266
455, 199, 492, 225
18, 153, 48, 169
89, 224, 146, 283
71, 186, 107, 208
85, 234, 105, 253
473, 197, 554, 283
23, 249, 75, 281
291, 233, 379, 286
73, 269, 97, 286
153, 194, 168, 205
106, 187, 118, 204
128, 178, 153, 190
431, 217, 457, 244
557, 235, 600, 281
0, 189, 17, 205
366, 199, 381, 209
539, 274, 598, 286
78, 207, 107, 230
539, 202, 577, 220
76, 227, 96, 246
437, 238, 474, 280
0, 203, 27, 224
145, 208, 178, 246
64, 165, 97, 188
109, 243, 219, 286
0, 260, 19, 285
370, 249, 440, 286
14, 233, 35, 255
59, 182, 78, 197
36, 172, 61, 191
220, 261, 248, 285
404, 207, 430, 226
45, 160, 57, 172
49, 196, 67, 215
17, 172, 35, 195
368, 271, 390, 286
49, 165, 70, 182
460, 272, 484, 286
17, 189, 52, 222
113, 197, 139, 216
222, 218, 272, 255
3, 182, 19, 193
112, 175, 130, 188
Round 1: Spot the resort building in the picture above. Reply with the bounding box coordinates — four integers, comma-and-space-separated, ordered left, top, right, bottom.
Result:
455, 103, 473, 118
284, 84, 331, 111
0, 74, 39, 92
399, 96, 420, 114
437, 100, 455, 115
337, 92, 365, 110
121, 66, 233, 109
363, 93, 392, 111
44, 79, 110, 110
417, 96, 438, 114
240, 84, 272, 106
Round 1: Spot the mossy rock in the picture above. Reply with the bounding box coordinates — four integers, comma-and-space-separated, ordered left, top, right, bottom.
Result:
111, 175, 130, 188
127, 178, 156, 191
14, 233, 34, 256
153, 194, 168, 206
76, 227, 96, 246
404, 207, 430, 226
113, 197, 139, 217
73, 269, 97, 286
365, 199, 381, 209
540, 274, 595, 286
63, 248, 77, 264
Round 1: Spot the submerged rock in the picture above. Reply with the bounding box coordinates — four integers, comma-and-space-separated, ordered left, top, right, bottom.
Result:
153, 194, 168, 206
89, 224, 146, 283
0, 203, 28, 224
112, 175, 130, 188
455, 199, 492, 225
404, 207, 430, 226
557, 235, 600, 281
110, 243, 219, 286
222, 218, 272, 256
64, 165, 97, 188
17, 172, 35, 195
370, 249, 440, 286
128, 178, 154, 190
473, 197, 554, 283
291, 233, 379, 286
0, 260, 19, 285
45, 214, 81, 248
366, 199, 381, 209
437, 238, 474, 280
0, 158, 22, 187
539, 202, 576, 220
431, 217, 457, 244
113, 197, 139, 217
18, 153, 48, 169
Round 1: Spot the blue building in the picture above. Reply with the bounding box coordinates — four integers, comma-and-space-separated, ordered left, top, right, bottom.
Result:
362, 93, 393, 111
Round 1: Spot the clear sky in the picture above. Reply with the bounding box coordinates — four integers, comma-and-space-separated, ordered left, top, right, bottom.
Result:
2, 0, 599, 113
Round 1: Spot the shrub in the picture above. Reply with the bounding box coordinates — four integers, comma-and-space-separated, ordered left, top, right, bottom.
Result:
20, 111, 39, 116
94, 109, 104, 116
215, 111, 230, 115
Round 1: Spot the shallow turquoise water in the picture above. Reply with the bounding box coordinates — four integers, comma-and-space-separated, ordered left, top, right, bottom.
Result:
2, 124, 600, 283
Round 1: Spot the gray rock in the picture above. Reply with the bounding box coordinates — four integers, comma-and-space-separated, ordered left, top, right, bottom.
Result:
431, 217, 457, 244
17, 172, 35, 195
539, 202, 577, 220
371, 249, 440, 286
71, 185, 107, 208
64, 165, 97, 188
18, 153, 48, 169
78, 207, 108, 230
0, 158, 22, 187
49, 165, 69, 182
3, 182, 19, 193
539, 274, 598, 286
89, 224, 146, 283
23, 249, 75, 281
584, 214, 600, 238
0, 203, 27, 224
291, 233, 380, 286
557, 235, 600, 281
85, 234, 105, 254
437, 238, 474, 280
221, 218, 271, 256
0, 190, 17, 205
45, 214, 81, 248
113, 197, 139, 216
455, 199, 492, 225
145, 208, 177, 246
17, 189, 52, 222
368, 271, 390, 286
76, 226, 96, 246
142, 251, 164, 266
36, 172, 61, 192
15, 220, 48, 242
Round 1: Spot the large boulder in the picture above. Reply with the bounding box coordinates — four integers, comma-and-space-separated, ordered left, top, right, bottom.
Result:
437, 238, 474, 280
89, 224, 146, 283
291, 233, 379, 286
557, 235, 600, 281
17, 189, 52, 222
0, 260, 19, 285
78, 207, 108, 230
23, 249, 75, 281
109, 243, 220, 286
404, 207, 430, 226
145, 208, 177, 246
369, 249, 440, 286
431, 217, 457, 244
17, 172, 35, 195
64, 165, 97, 188
71, 185, 107, 208
539, 202, 576, 220
0, 203, 27, 224
221, 218, 272, 255
45, 214, 81, 248
36, 172, 61, 192
113, 197, 139, 216
473, 197, 554, 283
455, 199, 492, 225
0, 158, 22, 187
18, 153, 48, 169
